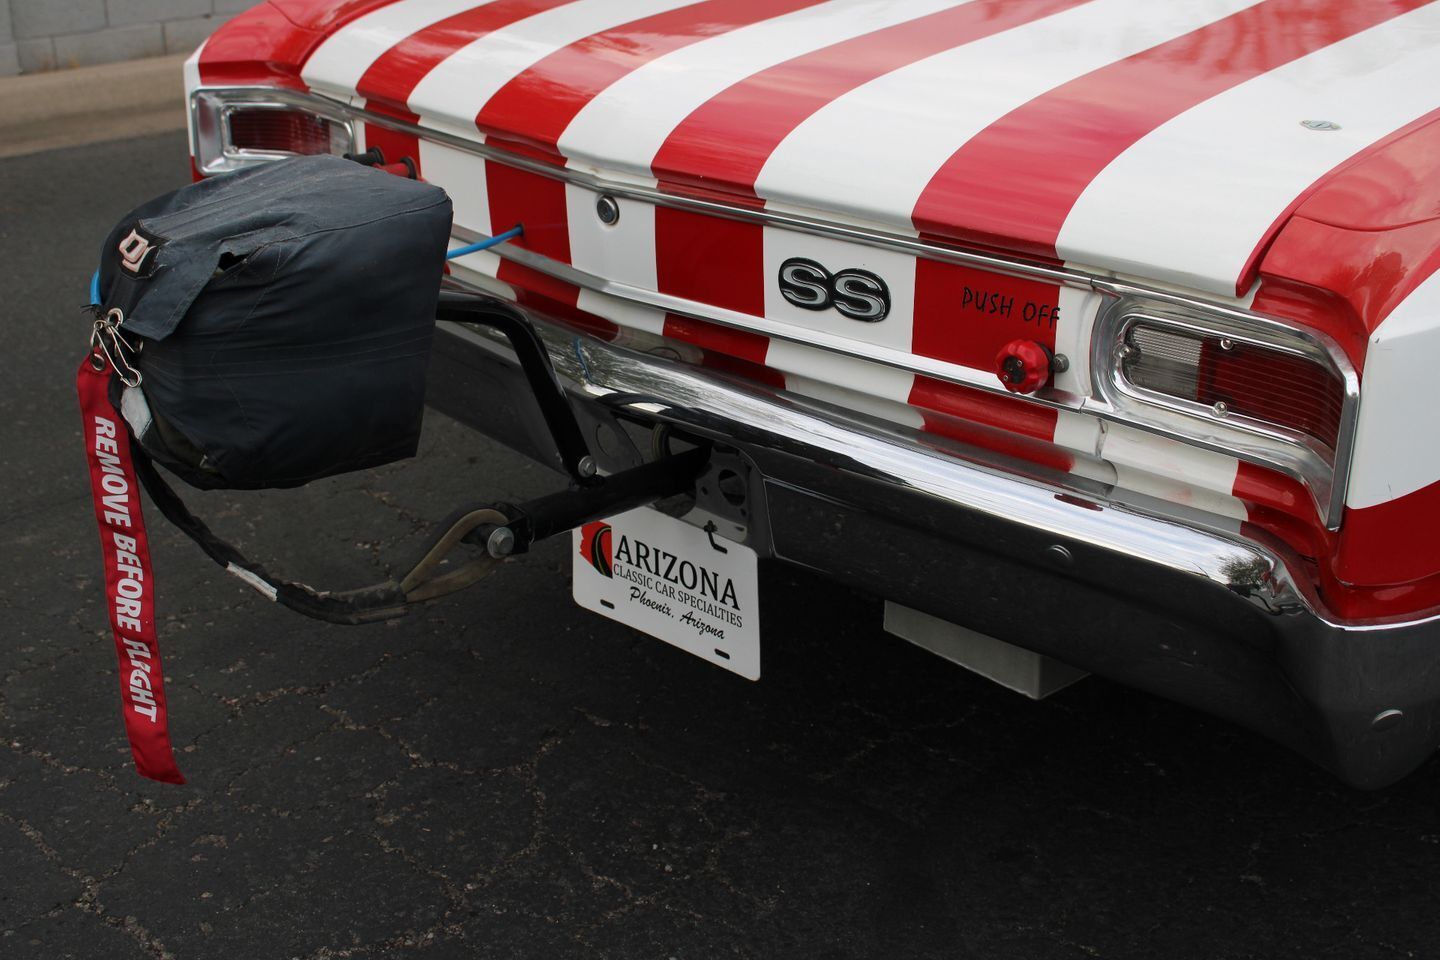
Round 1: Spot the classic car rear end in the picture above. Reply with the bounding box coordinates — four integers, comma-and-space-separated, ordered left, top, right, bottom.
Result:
182, 0, 1440, 787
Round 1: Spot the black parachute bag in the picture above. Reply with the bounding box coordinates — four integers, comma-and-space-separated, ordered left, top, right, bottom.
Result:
96, 153, 453, 489
82, 153, 499, 629
79, 155, 468, 784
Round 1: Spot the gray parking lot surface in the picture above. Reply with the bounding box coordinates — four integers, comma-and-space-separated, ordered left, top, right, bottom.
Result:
3, 132, 1440, 960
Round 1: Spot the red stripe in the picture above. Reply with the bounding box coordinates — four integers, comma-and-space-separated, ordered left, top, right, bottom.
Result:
1336, 479, 1440, 603
661, 315, 785, 389
909, 375, 1058, 441
696, 350, 786, 389
655, 206, 764, 316
355, 0, 575, 112
912, 259, 1062, 376
911, 0, 1429, 259
652, 0, 1087, 200
1237, 108, 1440, 298
1231, 461, 1326, 561
487, 161, 570, 263
663, 315, 769, 364
654, 207, 776, 386
483, 159, 591, 322
198, 0, 401, 87
476, 0, 824, 156
362, 101, 423, 175
511, 274, 620, 340
270, 0, 405, 33
198, 3, 321, 88
1251, 110, 1440, 357
910, 376, 1071, 473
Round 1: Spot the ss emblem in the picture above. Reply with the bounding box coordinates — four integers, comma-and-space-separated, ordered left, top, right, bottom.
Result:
777, 257, 891, 322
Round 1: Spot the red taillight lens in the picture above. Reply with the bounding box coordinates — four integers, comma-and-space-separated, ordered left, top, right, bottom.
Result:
227, 108, 344, 156
1197, 340, 1343, 451
1121, 323, 1344, 451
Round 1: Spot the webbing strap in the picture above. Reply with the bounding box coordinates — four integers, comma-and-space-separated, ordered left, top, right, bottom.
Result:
77, 354, 185, 784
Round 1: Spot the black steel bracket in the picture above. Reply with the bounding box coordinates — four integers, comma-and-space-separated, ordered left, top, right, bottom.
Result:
472, 445, 710, 559
435, 290, 711, 559
436, 290, 601, 486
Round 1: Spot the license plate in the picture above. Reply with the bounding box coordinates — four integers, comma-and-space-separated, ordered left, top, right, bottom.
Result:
572, 507, 760, 679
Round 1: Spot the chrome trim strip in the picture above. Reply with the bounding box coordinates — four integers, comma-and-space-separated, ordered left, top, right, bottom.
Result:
189, 85, 1359, 527
481, 229, 1092, 402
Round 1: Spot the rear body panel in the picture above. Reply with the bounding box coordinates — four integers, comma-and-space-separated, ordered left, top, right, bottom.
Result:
185, 0, 1440, 780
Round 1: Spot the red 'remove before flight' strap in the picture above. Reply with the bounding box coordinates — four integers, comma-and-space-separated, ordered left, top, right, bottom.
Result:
77, 355, 185, 785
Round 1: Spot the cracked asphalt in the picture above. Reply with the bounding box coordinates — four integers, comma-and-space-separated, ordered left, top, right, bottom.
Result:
4, 131, 1440, 960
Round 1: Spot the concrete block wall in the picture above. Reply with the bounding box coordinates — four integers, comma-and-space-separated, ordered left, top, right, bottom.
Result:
0, 0, 262, 76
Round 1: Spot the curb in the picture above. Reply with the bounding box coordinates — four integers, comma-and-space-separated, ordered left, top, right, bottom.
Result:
0, 54, 190, 154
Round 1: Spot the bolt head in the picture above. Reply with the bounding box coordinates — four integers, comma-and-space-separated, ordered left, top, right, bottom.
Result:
486, 526, 516, 558
577, 455, 598, 479
1213, 401, 1229, 417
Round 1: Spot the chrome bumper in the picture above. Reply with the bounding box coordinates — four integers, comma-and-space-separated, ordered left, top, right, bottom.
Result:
427, 293, 1440, 789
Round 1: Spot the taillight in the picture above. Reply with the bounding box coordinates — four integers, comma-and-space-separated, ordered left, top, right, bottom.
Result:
227, 108, 347, 156
1096, 302, 1359, 528
1121, 322, 1345, 451
191, 90, 354, 176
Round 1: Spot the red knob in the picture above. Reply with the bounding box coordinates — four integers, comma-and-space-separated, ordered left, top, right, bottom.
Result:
995, 339, 1052, 394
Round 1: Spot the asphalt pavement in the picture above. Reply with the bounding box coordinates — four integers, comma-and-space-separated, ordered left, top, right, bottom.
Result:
3, 132, 1440, 960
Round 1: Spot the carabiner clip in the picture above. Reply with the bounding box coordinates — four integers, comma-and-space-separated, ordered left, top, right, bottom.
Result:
90, 307, 144, 387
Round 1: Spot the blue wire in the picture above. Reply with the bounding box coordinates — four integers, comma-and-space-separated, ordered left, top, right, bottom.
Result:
445, 225, 523, 260
89, 270, 101, 306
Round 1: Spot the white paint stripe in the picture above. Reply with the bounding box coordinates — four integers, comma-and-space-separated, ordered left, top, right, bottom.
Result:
422, 139, 492, 230
1053, 411, 1101, 460
183, 41, 205, 151
756, 0, 1263, 233
1347, 267, 1440, 509
407, 0, 699, 127
783, 371, 926, 429
183, 40, 203, 94
301, 0, 502, 97
762, 226, 917, 353
766, 338, 917, 405
1058, 4, 1440, 296
576, 288, 668, 335
420, 139, 503, 276
557, 0, 972, 179
1051, 285, 1100, 398
1049, 286, 1106, 478
1101, 424, 1245, 521
566, 185, 657, 291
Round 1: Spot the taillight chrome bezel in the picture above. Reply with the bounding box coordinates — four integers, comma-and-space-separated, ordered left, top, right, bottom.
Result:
1090, 297, 1359, 529
190, 88, 355, 176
